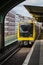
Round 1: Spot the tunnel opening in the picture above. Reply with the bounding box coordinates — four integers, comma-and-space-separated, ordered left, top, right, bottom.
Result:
4, 3, 34, 47
4, 9, 18, 46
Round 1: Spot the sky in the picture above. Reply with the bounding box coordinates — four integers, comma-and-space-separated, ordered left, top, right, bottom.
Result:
9, 0, 43, 18
21, 0, 43, 6
11, 5, 33, 18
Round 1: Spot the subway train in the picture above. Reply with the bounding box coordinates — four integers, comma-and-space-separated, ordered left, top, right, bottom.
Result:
18, 21, 41, 46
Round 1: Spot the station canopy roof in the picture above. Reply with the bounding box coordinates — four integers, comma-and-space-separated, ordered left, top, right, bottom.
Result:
21, 0, 43, 22
24, 5, 43, 22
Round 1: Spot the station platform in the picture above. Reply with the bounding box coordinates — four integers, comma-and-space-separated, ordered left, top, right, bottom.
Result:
23, 40, 43, 65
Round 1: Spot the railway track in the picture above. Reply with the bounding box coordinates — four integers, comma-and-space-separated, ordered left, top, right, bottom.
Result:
1, 47, 31, 65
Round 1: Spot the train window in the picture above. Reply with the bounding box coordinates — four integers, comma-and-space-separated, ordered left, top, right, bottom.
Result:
20, 23, 33, 37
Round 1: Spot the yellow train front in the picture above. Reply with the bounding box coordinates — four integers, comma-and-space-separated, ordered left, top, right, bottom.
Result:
18, 21, 40, 47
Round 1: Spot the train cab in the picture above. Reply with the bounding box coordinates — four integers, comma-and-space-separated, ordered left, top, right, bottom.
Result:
18, 21, 36, 46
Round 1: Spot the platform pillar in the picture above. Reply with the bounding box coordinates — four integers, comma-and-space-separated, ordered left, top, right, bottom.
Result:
0, 14, 4, 52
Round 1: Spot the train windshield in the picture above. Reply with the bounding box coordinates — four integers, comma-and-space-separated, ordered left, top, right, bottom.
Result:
20, 23, 33, 37
21, 25, 30, 31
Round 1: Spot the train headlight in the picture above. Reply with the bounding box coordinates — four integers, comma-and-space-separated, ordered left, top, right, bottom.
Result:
29, 41, 32, 44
